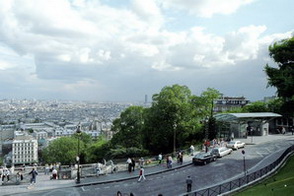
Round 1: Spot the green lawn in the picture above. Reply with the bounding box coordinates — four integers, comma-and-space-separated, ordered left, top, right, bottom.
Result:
234, 155, 294, 196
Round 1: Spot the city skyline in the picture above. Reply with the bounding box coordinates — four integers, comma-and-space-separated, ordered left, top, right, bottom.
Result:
0, 0, 293, 102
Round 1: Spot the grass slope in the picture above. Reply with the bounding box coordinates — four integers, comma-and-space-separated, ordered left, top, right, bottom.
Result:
234, 155, 294, 196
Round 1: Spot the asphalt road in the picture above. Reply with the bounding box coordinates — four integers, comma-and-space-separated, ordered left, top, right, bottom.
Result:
10, 137, 294, 196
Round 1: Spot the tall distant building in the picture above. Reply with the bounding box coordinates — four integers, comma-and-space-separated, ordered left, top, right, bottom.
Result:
12, 135, 38, 165
145, 94, 148, 104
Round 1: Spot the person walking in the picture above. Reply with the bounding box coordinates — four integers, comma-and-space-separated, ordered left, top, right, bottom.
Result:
158, 153, 162, 165
126, 158, 132, 173
186, 175, 193, 192
2, 168, 10, 182
179, 152, 183, 165
167, 155, 173, 168
0, 166, 3, 181
190, 145, 195, 156
52, 168, 58, 179
138, 166, 146, 182
29, 168, 38, 185
131, 158, 136, 171
44, 164, 50, 175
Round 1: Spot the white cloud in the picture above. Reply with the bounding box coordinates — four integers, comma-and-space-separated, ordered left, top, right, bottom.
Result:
131, 0, 164, 29
0, 0, 292, 101
224, 25, 267, 62
159, 0, 254, 17
160, 0, 254, 18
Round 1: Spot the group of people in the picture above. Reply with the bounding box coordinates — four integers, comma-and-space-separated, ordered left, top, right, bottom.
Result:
44, 164, 59, 180
126, 158, 136, 173
0, 167, 10, 182
126, 157, 146, 182
203, 138, 227, 152
0, 165, 39, 187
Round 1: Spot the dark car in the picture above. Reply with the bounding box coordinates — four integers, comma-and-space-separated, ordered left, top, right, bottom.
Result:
192, 152, 217, 165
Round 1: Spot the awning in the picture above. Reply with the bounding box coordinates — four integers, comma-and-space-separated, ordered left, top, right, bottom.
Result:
214, 112, 282, 123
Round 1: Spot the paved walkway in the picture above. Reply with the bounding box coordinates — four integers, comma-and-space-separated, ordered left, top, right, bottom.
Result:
1, 134, 293, 196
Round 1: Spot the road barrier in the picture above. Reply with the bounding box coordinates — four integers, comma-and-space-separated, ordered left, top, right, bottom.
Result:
180, 145, 294, 196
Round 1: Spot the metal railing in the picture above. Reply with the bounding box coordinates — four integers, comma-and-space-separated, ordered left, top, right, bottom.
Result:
181, 145, 294, 196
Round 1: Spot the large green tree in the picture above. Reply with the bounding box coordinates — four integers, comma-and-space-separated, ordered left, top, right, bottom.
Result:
143, 84, 199, 154
265, 36, 294, 116
107, 106, 148, 158
111, 106, 145, 148
42, 137, 85, 165
191, 88, 221, 140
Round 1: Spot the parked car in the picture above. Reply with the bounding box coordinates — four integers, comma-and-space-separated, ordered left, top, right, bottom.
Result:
211, 147, 233, 158
192, 152, 217, 165
226, 141, 245, 150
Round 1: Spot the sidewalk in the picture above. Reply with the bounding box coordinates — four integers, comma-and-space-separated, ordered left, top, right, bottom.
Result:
1, 134, 293, 196
0, 154, 194, 195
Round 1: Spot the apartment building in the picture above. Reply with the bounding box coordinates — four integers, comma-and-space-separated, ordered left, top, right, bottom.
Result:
12, 135, 38, 165
214, 96, 250, 112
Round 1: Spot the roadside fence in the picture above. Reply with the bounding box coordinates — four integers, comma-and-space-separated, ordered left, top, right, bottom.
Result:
180, 144, 294, 196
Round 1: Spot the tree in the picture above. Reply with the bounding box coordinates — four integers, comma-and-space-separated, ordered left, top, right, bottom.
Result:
242, 101, 269, 112
192, 88, 221, 140
42, 137, 84, 165
143, 84, 199, 154
110, 106, 145, 148
265, 36, 294, 116
85, 136, 110, 162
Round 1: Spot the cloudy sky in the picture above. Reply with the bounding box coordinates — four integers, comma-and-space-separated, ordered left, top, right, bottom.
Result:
0, 0, 293, 102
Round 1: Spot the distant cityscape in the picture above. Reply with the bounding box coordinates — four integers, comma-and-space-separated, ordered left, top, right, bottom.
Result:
0, 99, 150, 166
0, 95, 273, 166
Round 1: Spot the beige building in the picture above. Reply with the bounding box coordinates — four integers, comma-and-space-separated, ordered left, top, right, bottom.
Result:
214, 96, 250, 112
12, 135, 38, 165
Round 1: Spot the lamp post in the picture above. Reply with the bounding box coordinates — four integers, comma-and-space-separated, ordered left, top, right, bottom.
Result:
76, 124, 82, 184
242, 150, 246, 176
173, 123, 177, 156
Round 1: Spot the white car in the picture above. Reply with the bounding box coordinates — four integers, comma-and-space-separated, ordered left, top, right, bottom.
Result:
210, 147, 233, 158
226, 141, 245, 150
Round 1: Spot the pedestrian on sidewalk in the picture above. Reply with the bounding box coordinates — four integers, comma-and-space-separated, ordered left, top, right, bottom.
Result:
29, 168, 38, 185
158, 153, 162, 165
186, 175, 193, 192
51, 168, 58, 179
167, 155, 173, 168
44, 164, 50, 175
190, 145, 195, 156
0, 166, 3, 180
126, 158, 132, 173
138, 166, 146, 182
131, 158, 136, 171
139, 157, 144, 167
16, 171, 23, 182
2, 168, 10, 182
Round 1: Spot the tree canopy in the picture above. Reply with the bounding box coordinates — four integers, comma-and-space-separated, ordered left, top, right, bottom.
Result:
265, 36, 294, 116
110, 106, 145, 149
42, 137, 85, 165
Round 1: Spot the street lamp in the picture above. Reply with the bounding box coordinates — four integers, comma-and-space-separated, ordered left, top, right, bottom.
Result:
76, 124, 82, 184
173, 123, 177, 155
242, 150, 246, 176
